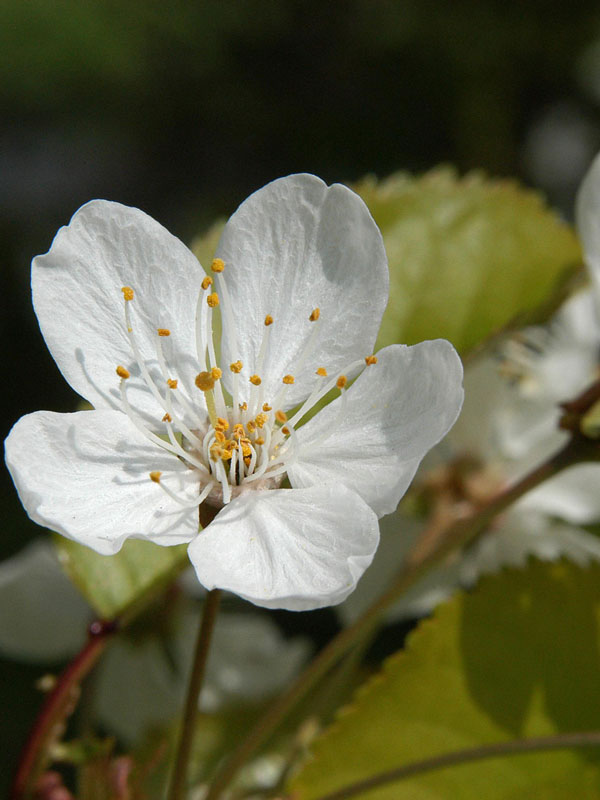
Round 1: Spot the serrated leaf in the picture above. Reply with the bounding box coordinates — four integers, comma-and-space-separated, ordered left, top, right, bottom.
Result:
355, 168, 582, 355
290, 561, 600, 800
55, 536, 189, 620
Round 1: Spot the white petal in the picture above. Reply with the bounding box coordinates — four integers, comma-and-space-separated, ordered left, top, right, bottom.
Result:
0, 540, 91, 661
288, 341, 464, 517
517, 463, 600, 524
32, 200, 207, 421
576, 152, 600, 293
216, 174, 389, 407
188, 485, 380, 611
5, 409, 200, 555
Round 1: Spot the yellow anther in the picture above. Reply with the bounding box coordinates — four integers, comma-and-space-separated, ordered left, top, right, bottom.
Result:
195, 371, 215, 391
149, 471, 162, 484
264, 314, 274, 326
211, 258, 225, 273
309, 307, 320, 322
211, 366, 223, 380
215, 430, 226, 443
282, 426, 290, 435
230, 360, 243, 373
255, 437, 265, 446
239, 402, 248, 411
262, 403, 272, 412
167, 378, 178, 389
275, 410, 288, 423
201, 276, 213, 290
249, 374, 262, 386
121, 286, 134, 301
233, 423, 245, 440
216, 417, 229, 431
209, 443, 223, 461
282, 374, 295, 385
162, 413, 172, 423
247, 420, 257, 433
157, 328, 171, 337
365, 355, 378, 366
116, 365, 130, 380
337, 375, 348, 390
255, 413, 268, 428
207, 292, 220, 308
316, 367, 328, 377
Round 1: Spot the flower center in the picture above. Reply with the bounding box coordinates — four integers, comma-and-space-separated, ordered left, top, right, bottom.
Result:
114, 259, 377, 512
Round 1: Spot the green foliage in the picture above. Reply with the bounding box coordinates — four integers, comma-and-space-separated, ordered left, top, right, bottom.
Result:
355, 168, 582, 355
290, 560, 600, 799
55, 536, 188, 620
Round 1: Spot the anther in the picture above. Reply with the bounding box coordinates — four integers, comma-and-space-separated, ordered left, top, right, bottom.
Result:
247, 420, 257, 433
211, 258, 225, 273
195, 371, 215, 391
249, 374, 262, 386
264, 315, 274, 326
215, 430, 226, 443
211, 367, 223, 380
239, 402, 248, 411
149, 471, 162, 484
157, 328, 171, 337
201, 276, 213, 290
162, 413, 172, 423
167, 379, 178, 389
121, 286, 134, 301
255, 413, 268, 428
337, 375, 348, 389
233, 423, 245, 440
207, 292, 220, 308
230, 361, 243, 373
282, 426, 290, 435
316, 367, 328, 377
116, 365, 130, 380
309, 308, 320, 322
282, 374, 295, 385
216, 417, 229, 430
365, 355, 378, 365
255, 436, 265, 445
275, 410, 288, 423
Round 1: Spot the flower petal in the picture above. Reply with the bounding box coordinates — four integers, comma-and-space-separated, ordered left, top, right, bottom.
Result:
576, 151, 600, 292
288, 341, 464, 517
0, 540, 91, 661
518, 464, 600, 524
188, 485, 380, 611
216, 174, 389, 407
32, 200, 207, 422
5, 409, 200, 554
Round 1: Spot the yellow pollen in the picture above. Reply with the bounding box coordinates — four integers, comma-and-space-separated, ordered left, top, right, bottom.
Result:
201, 276, 213, 290
282, 374, 295, 384
262, 403, 272, 412
149, 471, 162, 484
233, 423, 245, 440
255, 413, 268, 428
207, 292, 220, 308
157, 328, 171, 337
309, 307, 320, 322
255, 436, 265, 445
230, 360, 243, 373
316, 367, 328, 377
209, 443, 223, 461
195, 371, 215, 391
239, 402, 248, 411
121, 286, 134, 301
275, 410, 288, 423
211, 258, 225, 273
211, 366, 223, 380
247, 420, 257, 433
167, 378, 178, 389
162, 413, 172, 423
337, 375, 348, 389
216, 417, 229, 430
215, 430, 226, 443
365, 355, 378, 365
249, 374, 262, 386
264, 314, 274, 326
116, 365, 130, 380
282, 426, 290, 435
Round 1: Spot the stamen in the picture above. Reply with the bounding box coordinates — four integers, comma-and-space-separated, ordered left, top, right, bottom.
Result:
116, 365, 130, 379
262, 403, 272, 412
121, 286, 134, 301
211, 258, 225, 273
207, 292, 220, 308
309, 308, 320, 322
249, 374, 262, 386
287, 357, 366, 429
282, 374, 295, 384
275, 410, 288, 423
230, 361, 243, 373
162, 413, 172, 422
365, 355, 378, 365
157, 328, 171, 337
167, 379, 178, 389
316, 367, 327, 377
150, 474, 215, 509
211, 367, 223, 380
201, 276, 213, 290
196, 372, 215, 391
264, 315, 274, 326
336, 375, 348, 389
282, 426, 290, 435
150, 471, 162, 483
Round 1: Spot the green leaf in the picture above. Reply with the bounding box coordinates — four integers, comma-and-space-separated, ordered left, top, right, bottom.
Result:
290, 560, 600, 799
355, 168, 582, 355
55, 536, 189, 620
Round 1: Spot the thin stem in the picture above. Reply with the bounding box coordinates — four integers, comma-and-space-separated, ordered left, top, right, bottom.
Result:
311, 730, 600, 800
205, 438, 589, 800
167, 588, 222, 800
10, 619, 117, 800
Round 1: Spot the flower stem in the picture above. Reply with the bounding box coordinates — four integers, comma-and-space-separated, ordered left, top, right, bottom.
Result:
311, 730, 600, 800
167, 588, 222, 800
10, 619, 117, 800
204, 436, 593, 800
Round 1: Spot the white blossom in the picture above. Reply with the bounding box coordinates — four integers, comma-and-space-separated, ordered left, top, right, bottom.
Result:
4, 175, 464, 611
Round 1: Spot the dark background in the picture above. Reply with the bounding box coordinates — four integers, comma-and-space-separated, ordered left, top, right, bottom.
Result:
3, 0, 600, 787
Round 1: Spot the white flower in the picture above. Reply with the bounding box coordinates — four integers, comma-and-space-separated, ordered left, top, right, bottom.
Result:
4, 174, 464, 611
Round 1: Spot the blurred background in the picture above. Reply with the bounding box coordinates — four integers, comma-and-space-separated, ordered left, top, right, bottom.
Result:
3, 0, 600, 785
